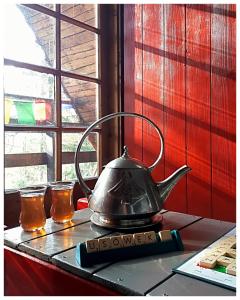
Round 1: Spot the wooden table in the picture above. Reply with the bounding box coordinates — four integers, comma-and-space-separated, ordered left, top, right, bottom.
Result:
4, 208, 236, 296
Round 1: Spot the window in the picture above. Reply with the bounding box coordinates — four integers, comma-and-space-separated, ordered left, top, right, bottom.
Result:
3, 4, 103, 189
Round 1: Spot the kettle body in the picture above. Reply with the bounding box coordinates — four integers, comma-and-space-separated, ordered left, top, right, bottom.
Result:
89, 161, 162, 218
75, 112, 191, 229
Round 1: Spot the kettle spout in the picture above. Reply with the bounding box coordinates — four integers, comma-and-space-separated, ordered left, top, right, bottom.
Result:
157, 165, 191, 201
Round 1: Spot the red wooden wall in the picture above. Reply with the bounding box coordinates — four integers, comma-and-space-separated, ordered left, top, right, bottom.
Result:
123, 4, 236, 222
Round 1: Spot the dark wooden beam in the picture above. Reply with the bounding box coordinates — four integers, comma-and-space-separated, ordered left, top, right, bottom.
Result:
4, 125, 101, 132
99, 4, 121, 169
62, 151, 96, 164
55, 4, 62, 181
5, 152, 97, 168
4, 59, 101, 84
5, 153, 47, 167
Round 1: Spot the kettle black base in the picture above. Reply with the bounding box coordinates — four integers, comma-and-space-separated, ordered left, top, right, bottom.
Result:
91, 212, 163, 231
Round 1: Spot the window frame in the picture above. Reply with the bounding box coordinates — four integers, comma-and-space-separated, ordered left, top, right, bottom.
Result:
4, 4, 121, 187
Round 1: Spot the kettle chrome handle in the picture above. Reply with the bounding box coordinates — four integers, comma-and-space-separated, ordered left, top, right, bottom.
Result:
74, 112, 164, 197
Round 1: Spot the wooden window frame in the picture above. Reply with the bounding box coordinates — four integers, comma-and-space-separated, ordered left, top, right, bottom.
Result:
4, 4, 121, 186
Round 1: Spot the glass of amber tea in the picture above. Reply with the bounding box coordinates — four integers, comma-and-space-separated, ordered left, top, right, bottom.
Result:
49, 181, 75, 223
19, 185, 47, 232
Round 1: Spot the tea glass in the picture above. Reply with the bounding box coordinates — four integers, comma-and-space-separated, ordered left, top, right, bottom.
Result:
49, 181, 75, 223
19, 185, 47, 232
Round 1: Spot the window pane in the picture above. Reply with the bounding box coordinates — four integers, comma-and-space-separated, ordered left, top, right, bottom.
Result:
5, 131, 55, 189
61, 77, 98, 127
61, 4, 98, 28
62, 132, 98, 180
61, 21, 98, 78
4, 66, 55, 126
5, 131, 54, 154
62, 163, 97, 181
4, 4, 55, 67
5, 166, 48, 189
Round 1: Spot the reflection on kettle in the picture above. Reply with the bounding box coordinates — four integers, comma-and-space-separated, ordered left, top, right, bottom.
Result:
75, 112, 191, 229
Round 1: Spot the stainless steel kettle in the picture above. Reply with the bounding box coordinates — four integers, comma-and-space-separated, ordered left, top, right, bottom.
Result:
75, 112, 191, 229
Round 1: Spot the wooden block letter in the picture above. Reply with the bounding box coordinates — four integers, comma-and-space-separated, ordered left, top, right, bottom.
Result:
226, 248, 236, 258
217, 255, 234, 267
158, 230, 172, 242
221, 241, 235, 248
98, 237, 111, 251
205, 249, 223, 259
225, 236, 236, 242
218, 238, 236, 249
199, 255, 217, 269
86, 239, 99, 253
226, 262, 236, 276
122, 234, 134, 247
110, 236, 123, 249
133, 233, 146, 245
208, 248, 227, 257
144, 231, 157, 244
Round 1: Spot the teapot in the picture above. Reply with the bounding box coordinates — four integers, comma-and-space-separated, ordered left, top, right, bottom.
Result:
75, 112, 191, 229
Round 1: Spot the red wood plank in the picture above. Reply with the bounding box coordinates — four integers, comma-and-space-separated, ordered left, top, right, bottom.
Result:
163, 4, 187, 212
142, 4, 165, 181
186, 4, 211, 217
124, 4, 143, 161
4, 246, 120, 296
211, 4, 236, 222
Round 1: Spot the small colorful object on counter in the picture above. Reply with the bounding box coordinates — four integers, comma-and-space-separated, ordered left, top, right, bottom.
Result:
77, 197, 88, 210
76, 229, 184, 267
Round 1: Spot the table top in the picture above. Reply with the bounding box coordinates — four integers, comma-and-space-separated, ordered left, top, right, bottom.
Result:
4, 208, 236, 296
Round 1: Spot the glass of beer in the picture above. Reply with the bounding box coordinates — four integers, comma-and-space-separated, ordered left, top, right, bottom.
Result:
49, 181, 75, 223
19, 185, 47, 232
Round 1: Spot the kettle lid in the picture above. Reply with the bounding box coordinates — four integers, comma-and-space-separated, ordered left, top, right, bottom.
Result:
105, 146, 148, 170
